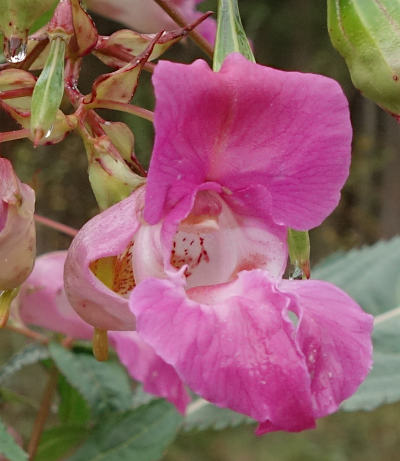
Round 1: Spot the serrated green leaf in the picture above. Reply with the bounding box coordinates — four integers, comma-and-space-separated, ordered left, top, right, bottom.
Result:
183, 399, 254, 432
0, 417, 28, 461
58, 374, 91, 425
0, 343, 49, 384
213, 0, 254, 71
35, 425, 89, 461
49, 343, 132, 417
66, 400, 182, 461
313, 237, 400, 411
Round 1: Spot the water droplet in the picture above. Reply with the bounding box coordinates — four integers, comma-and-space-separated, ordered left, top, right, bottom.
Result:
4, 35, 27, 63
44, 127, 53, 139
289, 265, 304, 280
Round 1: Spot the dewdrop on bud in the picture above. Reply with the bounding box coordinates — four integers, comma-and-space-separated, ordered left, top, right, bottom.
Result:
0, 0, 55, 62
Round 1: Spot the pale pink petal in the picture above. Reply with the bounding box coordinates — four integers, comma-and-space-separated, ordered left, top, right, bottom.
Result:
279, 279, 374, 420
64, 187, 145, 331
130, 270, 318, 432
133, 190, 287, 287
145, 53, 351, 231
87, 0, 216, 43
110, 331, 190, 413
0, 158, 36, 290
17, 252, 93, 340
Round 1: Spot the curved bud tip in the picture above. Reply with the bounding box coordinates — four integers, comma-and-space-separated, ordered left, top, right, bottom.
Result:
93, 328, 109, 361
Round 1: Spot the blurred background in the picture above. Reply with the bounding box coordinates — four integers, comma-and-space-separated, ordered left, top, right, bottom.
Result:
1, 1, 400, 459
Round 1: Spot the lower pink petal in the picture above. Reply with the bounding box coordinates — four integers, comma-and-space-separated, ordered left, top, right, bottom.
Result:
110, 331, 190, 413
280, 279, 373, 418
17, 252, 93, 340
130, 270, 317, 432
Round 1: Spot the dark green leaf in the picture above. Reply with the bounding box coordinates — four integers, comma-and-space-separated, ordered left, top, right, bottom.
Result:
67, 400, 182, 461
35, 425, 89, 461
49, 343, 132, 417
0, 417, 28, 461
0, 343, 49, 384
58, 374, 91, 425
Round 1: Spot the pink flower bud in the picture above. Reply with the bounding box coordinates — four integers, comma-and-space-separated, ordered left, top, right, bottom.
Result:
0, 158, 35, 290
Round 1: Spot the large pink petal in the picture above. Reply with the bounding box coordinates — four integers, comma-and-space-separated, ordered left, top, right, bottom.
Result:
279, 279, 373, 420
64, 187, 145, 331
130, 270, 318, 432
145, 53, 351, 230
110, 331, 190, 413
17, 252, 93, 340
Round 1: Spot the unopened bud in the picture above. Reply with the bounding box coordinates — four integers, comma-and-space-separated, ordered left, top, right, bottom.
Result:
328, 0, 400, 115
85, 137, 145, 211
93, 328, 109, 361
288, 229, 310, 280
0, 158, 36, 290
30, 36, 67, 145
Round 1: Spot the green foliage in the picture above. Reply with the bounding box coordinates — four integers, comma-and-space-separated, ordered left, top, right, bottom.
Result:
49, 343, 132, 417
314, 237, 400, 411
0, 417, 28, 461
0, 343, 49, 384
66, 400, 182, 461
36, 426, 89, 461
213, 0, 254, 71
58, 374, 91, 425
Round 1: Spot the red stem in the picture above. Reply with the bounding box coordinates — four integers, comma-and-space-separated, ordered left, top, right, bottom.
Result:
34, 214, 78, 237
0, 129, 30, 143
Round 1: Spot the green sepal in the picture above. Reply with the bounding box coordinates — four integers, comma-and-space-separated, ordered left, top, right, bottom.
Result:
213, 0, 255, 71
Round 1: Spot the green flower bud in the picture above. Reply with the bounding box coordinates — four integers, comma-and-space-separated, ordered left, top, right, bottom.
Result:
85, 136, 145, 211
0, 0, 56, 62
30, 35, 67, 145
328, 0, 400, 115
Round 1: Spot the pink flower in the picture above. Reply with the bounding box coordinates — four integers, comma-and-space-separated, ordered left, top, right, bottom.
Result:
0, 158, 35, 290
87, 0, 216, 44
16, 251, 190, 411
65, 53, 373, 432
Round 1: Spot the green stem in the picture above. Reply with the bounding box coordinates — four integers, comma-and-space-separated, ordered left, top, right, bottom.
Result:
90, 100, 154, 122
27, 366, 59, 460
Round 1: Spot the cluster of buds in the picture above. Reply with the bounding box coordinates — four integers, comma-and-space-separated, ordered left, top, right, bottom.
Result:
0, 0, 213, 330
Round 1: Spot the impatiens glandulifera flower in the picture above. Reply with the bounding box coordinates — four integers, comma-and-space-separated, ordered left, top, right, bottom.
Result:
0, 158, 36, 291
87, 0, 216, 44
16, 251, 189, 411
65, 53, 372, 432
131, 54, 372, 432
